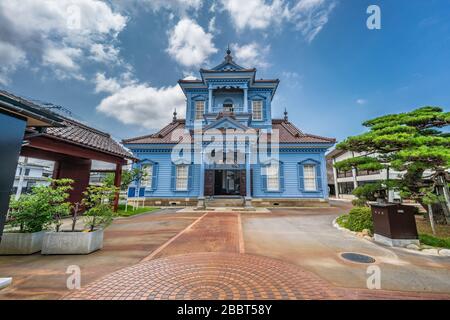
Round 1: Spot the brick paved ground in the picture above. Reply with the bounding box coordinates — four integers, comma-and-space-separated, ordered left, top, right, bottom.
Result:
144, 212, 242, 260
65, 252, 344, 300
64, 251, 450, 300
3, 205, 450, 300
64, 210, 450, 300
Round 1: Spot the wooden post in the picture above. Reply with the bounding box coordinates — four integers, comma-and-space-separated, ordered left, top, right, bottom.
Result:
113, 163, 122, 212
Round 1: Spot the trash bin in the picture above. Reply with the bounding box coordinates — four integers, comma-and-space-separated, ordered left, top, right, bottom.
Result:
370, 203, 419, 247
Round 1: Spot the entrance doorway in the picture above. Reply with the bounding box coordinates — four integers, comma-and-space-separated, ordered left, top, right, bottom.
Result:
214, 170, 241, 196
205, 169, 247, 197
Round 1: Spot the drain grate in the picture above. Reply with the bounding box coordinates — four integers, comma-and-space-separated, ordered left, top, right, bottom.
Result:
340, 252, 376, 264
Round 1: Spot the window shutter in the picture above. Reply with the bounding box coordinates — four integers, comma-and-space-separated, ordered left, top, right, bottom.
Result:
127, 187, 136, 198
298, 164, 304, 191
261, 165, 268, 192
279, 162, 285, 192
188, 164, 193, 191
316, 164, 322, 191
170, 163, 176, 191
151, 163, 159, 191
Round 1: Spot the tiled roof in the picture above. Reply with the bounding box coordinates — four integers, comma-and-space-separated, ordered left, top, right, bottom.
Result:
123, 119, 335, 145
45, 117, 134, 159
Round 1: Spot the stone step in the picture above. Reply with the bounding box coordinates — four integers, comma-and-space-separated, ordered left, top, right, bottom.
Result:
206, 198, 244, 207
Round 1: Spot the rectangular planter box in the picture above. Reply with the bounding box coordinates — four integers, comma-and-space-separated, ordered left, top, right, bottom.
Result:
41, 229, 103, 255
0, 231, 45, 255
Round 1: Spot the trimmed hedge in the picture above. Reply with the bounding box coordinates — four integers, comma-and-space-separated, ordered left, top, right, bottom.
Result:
337, 207, 374, 233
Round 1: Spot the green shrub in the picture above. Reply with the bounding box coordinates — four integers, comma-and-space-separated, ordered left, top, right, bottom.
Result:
8, 179, 73, 233
337, 207, 374, 233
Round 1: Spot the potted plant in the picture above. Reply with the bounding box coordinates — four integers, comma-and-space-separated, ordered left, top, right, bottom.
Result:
0, 179, 72, 255
41, 185, 117, 255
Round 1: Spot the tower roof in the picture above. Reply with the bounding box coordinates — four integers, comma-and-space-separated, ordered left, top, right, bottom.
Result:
200, 47, 256, 73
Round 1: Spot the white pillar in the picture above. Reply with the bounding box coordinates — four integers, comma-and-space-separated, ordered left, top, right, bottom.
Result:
208, 87, 213, 113
15, 157, 28, 200
332, 158, 339, 199
245, 144, 252, 207
243, 87, 248, 113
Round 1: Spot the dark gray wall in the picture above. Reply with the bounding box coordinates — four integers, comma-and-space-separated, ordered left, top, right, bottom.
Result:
0, 111, 26, 242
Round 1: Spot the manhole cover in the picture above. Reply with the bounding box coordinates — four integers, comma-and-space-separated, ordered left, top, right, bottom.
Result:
340, 252, 376, 264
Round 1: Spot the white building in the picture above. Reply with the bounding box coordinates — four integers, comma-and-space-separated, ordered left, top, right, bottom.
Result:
326, 149, 402, 200
13, 157, 53, 196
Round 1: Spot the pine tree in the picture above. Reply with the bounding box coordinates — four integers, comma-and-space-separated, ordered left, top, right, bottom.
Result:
335, 107, 450, 225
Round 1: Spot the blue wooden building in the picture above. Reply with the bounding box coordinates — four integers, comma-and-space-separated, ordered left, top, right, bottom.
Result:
123, 49, 335, 207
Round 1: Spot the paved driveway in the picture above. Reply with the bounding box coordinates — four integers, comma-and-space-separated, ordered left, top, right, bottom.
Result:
1, 202, 450, 300
243, 201, 450, 294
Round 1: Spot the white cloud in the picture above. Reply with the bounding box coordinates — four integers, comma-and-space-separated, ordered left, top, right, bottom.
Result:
220, 0, 336, 42
356, 99, 368, 105
220, 0, 288, 31
167, 18, 218, 68
289, 0, 337, 43
43, 46, 82, 71
90, 44, 121, 64
94, 73, 122, 93
96, 78, 186, 129
0, 0, 127, 81
110, 0, 202, 14
231, 43, 270, 69
0, 42, 27, 85
208, 17, 219, 34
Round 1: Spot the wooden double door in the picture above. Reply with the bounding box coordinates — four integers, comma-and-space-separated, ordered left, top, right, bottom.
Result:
204, 169, 247, 197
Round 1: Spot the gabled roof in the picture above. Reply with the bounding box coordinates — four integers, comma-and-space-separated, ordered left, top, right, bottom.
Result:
123, 119, 335, 146
200, 48, 255, 73
43, 115, 135, 159
203, 113, 249, 131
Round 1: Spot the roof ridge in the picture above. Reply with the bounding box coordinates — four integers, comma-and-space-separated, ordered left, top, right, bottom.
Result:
122, 119, 186, 143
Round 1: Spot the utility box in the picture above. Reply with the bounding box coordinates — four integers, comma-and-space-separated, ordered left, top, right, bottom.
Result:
371, 203, 419, 247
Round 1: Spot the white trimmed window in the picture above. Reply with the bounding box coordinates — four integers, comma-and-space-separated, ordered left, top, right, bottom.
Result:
303, 165, 317, 191
141, 164, 153, 188
176, 165, 189, 191
195, 101, 205, 120
267, 164, 280, 191
252, 100, 263, 120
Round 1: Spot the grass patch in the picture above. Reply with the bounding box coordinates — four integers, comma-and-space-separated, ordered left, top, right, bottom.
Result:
419, 234, 450, 249
116, 204, 160, 217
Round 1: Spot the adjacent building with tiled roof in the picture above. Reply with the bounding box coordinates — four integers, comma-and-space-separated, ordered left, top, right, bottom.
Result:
123, 49, 335, 208
45, 116, 134, 159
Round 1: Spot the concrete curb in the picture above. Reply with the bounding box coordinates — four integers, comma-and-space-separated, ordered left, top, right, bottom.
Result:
0, 277, 12, 290
332, 217, 450, 258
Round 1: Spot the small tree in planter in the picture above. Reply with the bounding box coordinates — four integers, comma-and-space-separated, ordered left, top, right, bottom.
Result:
1, 179, 73, 255
41, 184, 118, 255
82, 185, 118, 232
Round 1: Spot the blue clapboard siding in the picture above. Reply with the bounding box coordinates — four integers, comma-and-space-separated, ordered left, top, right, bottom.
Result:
133, 151, 200, 198
252, 151, 328, 199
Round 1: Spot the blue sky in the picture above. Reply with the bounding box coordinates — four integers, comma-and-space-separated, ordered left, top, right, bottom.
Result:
1, 0, 449, 143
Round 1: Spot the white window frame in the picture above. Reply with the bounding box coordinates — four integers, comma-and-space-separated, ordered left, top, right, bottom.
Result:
303, 164, 317, 191
176, 164, 189, 191
195, 101, 205, 120
252, 100, 263, 121
141, 164, 153, 189
266, 164, 280, 191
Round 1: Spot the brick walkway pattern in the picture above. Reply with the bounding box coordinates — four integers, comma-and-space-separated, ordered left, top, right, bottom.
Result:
65, 252, 342, 300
